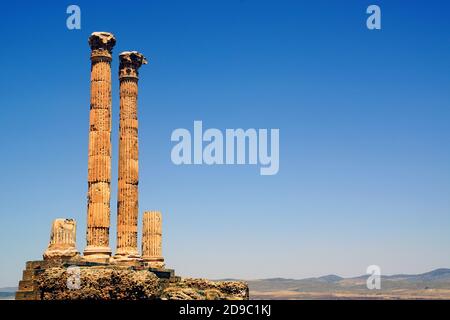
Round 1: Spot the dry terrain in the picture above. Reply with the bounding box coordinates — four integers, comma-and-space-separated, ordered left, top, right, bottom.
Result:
247, 268, 450, 300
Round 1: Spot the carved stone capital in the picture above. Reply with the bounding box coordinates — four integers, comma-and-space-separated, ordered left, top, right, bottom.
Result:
119, 51, 147, 80
88, 32, 116, 61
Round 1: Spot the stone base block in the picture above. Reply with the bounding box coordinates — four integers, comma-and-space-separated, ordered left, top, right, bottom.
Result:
83, 246, 112, 263
142, 257, 165, 269
43, 248, 80, 260
15, 259, 249, 300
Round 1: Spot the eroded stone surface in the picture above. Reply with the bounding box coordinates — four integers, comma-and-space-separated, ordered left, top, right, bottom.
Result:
162, 278, 249, 300
85, 32, 116, 260
43, 219, 79, 260
35, 266, 248, 300
88, 32, 116, 58
38, 267, 161, 300
115, 51, 146, 260
142, 211, 165, 268
118, 51, 147, 79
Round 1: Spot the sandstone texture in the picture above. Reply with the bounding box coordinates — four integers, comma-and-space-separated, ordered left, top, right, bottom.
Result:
34, 265, 248, 300
84, 31, 116, 260
142, 211, 165, 268
38, 267, 161, 300
43, 219, 79, 260
162, 278, 249, 300
115, 51, 146, 260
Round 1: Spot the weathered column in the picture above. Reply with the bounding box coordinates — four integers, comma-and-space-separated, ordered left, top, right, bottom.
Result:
43, 219, 79, 260
84, 32, 116, 261
115, 51, 147, 260
142, 211, 165, 268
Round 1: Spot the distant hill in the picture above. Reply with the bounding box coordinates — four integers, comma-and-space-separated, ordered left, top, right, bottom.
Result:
315, 274, 343, 283
248, 268, 450, 299
383, 268, 450, 282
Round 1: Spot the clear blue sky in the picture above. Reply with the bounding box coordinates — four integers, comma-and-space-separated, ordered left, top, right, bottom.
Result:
0, 0, 449, 286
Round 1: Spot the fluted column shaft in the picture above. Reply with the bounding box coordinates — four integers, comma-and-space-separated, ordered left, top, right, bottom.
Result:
115, 51, 147, 259
142, 211, 165, 268
84, 32, 116, 260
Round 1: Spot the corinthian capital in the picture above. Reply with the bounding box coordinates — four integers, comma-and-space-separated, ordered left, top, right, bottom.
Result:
119, 51, 148, 80
88, 32, 116, 60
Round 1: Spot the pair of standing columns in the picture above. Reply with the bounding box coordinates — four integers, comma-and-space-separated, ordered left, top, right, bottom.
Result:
84, 32, 159, 262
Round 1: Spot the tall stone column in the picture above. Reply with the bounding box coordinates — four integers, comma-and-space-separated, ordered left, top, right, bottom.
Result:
84, 32, 116, 261
115, 51, 147, 260
142, 211, 165, 268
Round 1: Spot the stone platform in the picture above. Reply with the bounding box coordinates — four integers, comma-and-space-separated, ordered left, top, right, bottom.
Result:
15, 258, 248, 300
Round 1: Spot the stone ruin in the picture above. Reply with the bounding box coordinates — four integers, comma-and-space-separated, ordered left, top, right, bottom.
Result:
43, 219, 79, 260
15, 32, 248, 300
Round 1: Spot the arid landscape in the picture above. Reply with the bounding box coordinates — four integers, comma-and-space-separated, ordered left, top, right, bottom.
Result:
246, 268, 450, 300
